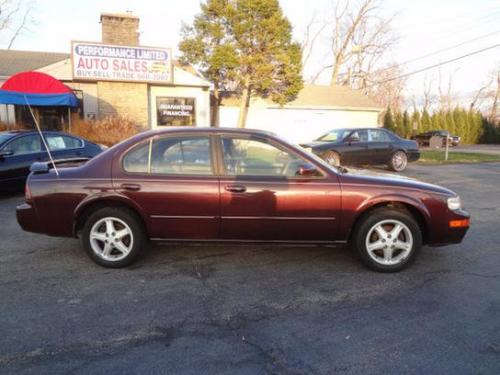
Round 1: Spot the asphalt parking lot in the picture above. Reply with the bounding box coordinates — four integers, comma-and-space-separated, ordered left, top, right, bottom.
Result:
0, 163, 499, 374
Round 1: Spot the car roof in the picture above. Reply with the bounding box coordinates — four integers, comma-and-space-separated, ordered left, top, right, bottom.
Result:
138, 127, 277, 138
0, 130, 81, 137
0, 130, 86, 146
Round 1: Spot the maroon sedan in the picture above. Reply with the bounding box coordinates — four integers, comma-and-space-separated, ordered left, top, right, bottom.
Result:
16, 128, 470, 272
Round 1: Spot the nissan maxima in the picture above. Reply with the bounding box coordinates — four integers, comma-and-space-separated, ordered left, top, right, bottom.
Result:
16, 128, 469, 272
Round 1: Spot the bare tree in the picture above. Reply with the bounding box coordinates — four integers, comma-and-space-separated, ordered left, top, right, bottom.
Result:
471, 65, 500, 124
301, 12, 328, 76
0, 0, 35, 49
421, 74, 434, 112
303, 0, 400, 109
438, 70, 457, 111
308, 0, 397, 88
488, 67, 499, 124
469, 80, 491, 111
364, 63, 406, 110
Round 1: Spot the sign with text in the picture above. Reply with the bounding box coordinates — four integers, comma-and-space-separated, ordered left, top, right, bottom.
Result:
71, 42, 172, 83
157, 97, 196, 126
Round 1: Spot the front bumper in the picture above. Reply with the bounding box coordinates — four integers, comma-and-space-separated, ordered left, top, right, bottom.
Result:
407, 150, 420, 162
16, 202, 42, 234
429, 208, 470, 246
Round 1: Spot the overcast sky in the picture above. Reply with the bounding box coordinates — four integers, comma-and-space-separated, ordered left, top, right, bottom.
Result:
3, 0, 500, 105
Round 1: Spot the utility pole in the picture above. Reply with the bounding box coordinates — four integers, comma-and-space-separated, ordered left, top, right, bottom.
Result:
445, 133, 449, 161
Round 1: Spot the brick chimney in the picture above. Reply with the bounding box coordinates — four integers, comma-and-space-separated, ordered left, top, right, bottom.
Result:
100, 12, 139, 46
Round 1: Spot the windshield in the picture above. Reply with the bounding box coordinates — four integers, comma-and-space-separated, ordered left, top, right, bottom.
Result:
299, 142, 346, 173
316, 129, 351, 142
270, 132, 346, 174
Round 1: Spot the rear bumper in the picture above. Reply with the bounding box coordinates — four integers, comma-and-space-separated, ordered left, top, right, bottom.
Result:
16, 202, 42, 234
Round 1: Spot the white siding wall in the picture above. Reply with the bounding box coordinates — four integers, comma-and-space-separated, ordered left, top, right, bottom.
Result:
218, 107, 380, 143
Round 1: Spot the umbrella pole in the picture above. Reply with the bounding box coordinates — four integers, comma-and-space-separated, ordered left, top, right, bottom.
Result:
24, 95, 59, 176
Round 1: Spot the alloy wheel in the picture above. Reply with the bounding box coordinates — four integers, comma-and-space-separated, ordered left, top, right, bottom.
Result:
325, 152, 340, 166
392, 151, 407, 171
365, 219, 413, 266
89, 217, 134, 261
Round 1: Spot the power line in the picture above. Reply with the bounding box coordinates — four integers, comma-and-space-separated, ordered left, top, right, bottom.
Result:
335, 29, 500, 78
394, 29, 500, 68
370, 43, 500, 85
396, 9, 500, 40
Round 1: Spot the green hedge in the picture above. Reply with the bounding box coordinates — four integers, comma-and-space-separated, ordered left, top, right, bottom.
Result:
383, 107, 498, 144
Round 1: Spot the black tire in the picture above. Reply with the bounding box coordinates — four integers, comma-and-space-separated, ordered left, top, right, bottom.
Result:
388, 151, 408, 172
81, 207, 146, 268
352, 208, 422, 273
323, 150, 341, 167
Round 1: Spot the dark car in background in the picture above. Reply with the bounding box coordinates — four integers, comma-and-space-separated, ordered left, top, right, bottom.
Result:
17, 128, 469, 273
300, 128, 420, 172
0, 130, 104, 192
412, 130, 460, 147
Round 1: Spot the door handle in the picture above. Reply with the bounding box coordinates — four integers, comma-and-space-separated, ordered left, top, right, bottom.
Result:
121, 183, 141, 191
225, 184, 246, 193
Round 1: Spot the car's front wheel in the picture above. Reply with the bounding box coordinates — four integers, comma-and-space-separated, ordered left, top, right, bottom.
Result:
388, 151, 408, 172
81, 207, 146, 268
352, 208, 422, 272
323, 150, 341, 167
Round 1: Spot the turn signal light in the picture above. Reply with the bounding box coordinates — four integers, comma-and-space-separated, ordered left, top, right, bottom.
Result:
449, 219, 470, 228
25, 184, 32, 202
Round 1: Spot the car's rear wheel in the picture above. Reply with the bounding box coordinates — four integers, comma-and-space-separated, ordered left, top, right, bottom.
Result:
352, 208, 422, 272
323, 150, 341, 167
81, 207, 146, 268
388, 151, 408, 172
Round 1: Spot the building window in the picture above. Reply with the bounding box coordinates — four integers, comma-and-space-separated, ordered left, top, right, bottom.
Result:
156, 97, 196, 126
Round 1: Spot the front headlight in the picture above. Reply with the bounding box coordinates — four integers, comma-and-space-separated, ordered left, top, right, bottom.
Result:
447, 196, 462, 210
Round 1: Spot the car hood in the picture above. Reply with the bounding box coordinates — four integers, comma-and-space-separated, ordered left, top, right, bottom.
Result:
340, 167, 455, 196
300, 140, 339, 148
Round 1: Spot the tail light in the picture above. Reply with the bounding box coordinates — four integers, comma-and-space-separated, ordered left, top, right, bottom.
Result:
25, 183, 32, 202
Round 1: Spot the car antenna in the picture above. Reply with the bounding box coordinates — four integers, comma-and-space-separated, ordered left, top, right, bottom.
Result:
24, 95, 59, 176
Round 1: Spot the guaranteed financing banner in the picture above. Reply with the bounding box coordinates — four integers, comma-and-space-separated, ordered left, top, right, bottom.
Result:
71, 42, 173, 83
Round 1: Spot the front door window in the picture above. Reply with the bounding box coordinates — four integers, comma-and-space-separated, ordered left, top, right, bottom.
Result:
221, 137, 317, 178
2, 135, 41, 155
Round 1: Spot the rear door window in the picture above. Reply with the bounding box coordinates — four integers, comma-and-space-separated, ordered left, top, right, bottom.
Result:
46, 135, 83, 151
122, 136, 213, 175
369, 130, 392, 142
350, 130, 369, 142
151, 137, 212, 175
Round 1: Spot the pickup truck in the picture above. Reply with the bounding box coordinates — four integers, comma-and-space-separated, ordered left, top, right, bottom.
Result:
411, 130, 460, 147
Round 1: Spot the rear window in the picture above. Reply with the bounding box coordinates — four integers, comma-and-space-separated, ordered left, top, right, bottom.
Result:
151, 137, 212, 175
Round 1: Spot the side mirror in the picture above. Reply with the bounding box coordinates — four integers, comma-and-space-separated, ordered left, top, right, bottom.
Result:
296, 163, 321, 177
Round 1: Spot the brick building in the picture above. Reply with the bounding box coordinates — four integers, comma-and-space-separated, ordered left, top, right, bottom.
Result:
0, 13, 210, 130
